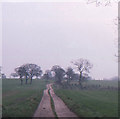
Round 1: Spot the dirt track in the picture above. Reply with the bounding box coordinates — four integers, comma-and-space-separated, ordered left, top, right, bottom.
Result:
33, 84, 78, 118
33, 87, 55, 117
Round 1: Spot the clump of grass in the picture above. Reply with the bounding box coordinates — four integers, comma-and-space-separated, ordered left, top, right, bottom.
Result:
48, 89, 58, 119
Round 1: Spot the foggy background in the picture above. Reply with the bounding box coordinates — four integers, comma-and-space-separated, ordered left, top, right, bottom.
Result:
2, 2, 118, 80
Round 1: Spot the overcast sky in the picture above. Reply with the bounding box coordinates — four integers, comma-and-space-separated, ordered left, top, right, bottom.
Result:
2, 2, 118, 79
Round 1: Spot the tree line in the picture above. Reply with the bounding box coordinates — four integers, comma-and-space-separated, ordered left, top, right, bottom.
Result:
7, 58, 93, 88
11, 64, 42, 85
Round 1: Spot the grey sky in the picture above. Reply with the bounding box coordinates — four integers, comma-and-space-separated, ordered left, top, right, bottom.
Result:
2, 2, 118, 79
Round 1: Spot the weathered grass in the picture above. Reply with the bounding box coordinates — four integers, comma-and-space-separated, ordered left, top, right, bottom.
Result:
48, 89, 58, 119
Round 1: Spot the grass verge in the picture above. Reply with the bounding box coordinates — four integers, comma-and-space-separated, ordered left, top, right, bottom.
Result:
48, 89, 58, 119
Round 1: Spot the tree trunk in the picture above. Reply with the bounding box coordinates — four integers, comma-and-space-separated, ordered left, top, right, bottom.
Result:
20, 76, 23, 85
57, 77, 62, 85
25, 76, 28, 84
21, 79, 22, 85
67, 76, 70, 85
79, 72, 82, 88
30, 77, 32, 84
67, 78, 69, 84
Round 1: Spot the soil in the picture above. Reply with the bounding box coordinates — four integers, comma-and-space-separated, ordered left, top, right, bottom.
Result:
33, 87, 55, 117
48, 84, 78, 118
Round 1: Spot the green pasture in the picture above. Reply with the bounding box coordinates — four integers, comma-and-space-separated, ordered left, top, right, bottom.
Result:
2, 79, 47, 117
54, 80, 118, 117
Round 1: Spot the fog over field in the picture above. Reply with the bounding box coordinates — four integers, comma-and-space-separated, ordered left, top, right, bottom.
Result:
1, 2, 118, 80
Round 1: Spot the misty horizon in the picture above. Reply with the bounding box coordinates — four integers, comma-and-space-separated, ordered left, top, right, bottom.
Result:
2, 2, 118, 80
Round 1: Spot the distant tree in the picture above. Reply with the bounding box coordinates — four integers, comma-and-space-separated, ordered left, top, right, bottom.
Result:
35, 69, 42, 79
0, 67, 6, 79
43, 70, 52, 80
15, 64, 42, 85
2, 73, 6, 79
72, 73, 79, 81
42, 73, 49, 80
51, 65, 65, 84
23, 64, 42, 84
66, 67, 75, 84
81, 73, 92, 82
72, 58, 93, 87
15, 66, 28, 85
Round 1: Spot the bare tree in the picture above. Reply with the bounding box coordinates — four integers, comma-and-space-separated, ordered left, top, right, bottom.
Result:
72, 58, 93, 87
87, 0, 118, 6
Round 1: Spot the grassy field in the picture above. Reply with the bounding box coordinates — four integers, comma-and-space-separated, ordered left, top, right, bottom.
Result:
54, 80, 118, 117
2, 79, 47, 117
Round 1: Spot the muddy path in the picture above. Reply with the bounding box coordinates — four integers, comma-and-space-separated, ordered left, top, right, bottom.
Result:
48, 84, 78, 118
33, 84, 79, 118
33, 85, 55, 117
